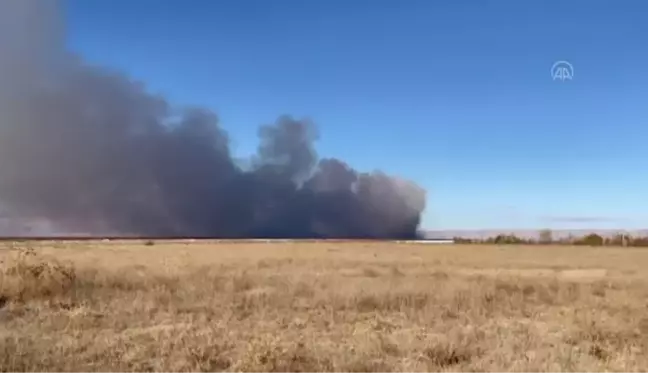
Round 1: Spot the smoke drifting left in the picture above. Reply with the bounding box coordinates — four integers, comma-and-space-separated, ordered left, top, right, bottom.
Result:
0, 0, 427, 239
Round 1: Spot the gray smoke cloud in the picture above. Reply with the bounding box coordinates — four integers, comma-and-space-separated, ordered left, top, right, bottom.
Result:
0, 0, 427, 238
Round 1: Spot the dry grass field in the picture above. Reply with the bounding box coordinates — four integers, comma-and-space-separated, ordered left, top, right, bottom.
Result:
2, 240, 648, 371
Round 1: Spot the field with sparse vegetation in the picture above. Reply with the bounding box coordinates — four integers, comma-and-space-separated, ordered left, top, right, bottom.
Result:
2, 240, 648, 371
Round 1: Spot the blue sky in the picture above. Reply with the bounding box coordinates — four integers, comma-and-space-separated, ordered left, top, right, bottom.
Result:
63, 0, 648, 230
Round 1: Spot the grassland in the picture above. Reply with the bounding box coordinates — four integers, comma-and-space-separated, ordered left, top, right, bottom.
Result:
1, 240, 648, 371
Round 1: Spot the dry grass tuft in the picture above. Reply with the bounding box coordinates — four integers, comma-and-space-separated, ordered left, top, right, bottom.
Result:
0, 247, 76, 304
1, 241, 648, 371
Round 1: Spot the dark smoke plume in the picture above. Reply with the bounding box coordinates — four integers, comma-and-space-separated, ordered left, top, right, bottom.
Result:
0, 0, 427, 238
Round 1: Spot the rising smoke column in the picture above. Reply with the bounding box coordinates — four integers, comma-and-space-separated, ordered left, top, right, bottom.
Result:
0, 0, 427, 238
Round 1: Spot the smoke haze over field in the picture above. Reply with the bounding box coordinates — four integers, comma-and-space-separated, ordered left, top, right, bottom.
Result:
0, 0, 426, 238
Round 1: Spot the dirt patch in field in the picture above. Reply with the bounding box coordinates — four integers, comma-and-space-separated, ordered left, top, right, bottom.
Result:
559, 269, 608, 280
455, 268, 608, 281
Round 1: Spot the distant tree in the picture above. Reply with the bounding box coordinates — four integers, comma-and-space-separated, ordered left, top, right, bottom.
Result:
493, 234, 506, 244
606, 234, 626, 247
493, 234, 525, 245
630, 236, 648, 247
538, 229, 553, 244
574, 233, 604, 247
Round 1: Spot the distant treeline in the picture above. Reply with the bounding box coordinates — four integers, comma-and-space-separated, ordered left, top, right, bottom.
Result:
453, 230, 648, 247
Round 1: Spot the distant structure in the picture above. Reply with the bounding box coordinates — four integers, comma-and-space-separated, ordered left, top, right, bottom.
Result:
396, 239, 454, 245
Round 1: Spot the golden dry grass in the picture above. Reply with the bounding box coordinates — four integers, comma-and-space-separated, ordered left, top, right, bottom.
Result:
2, 240, 648, 371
